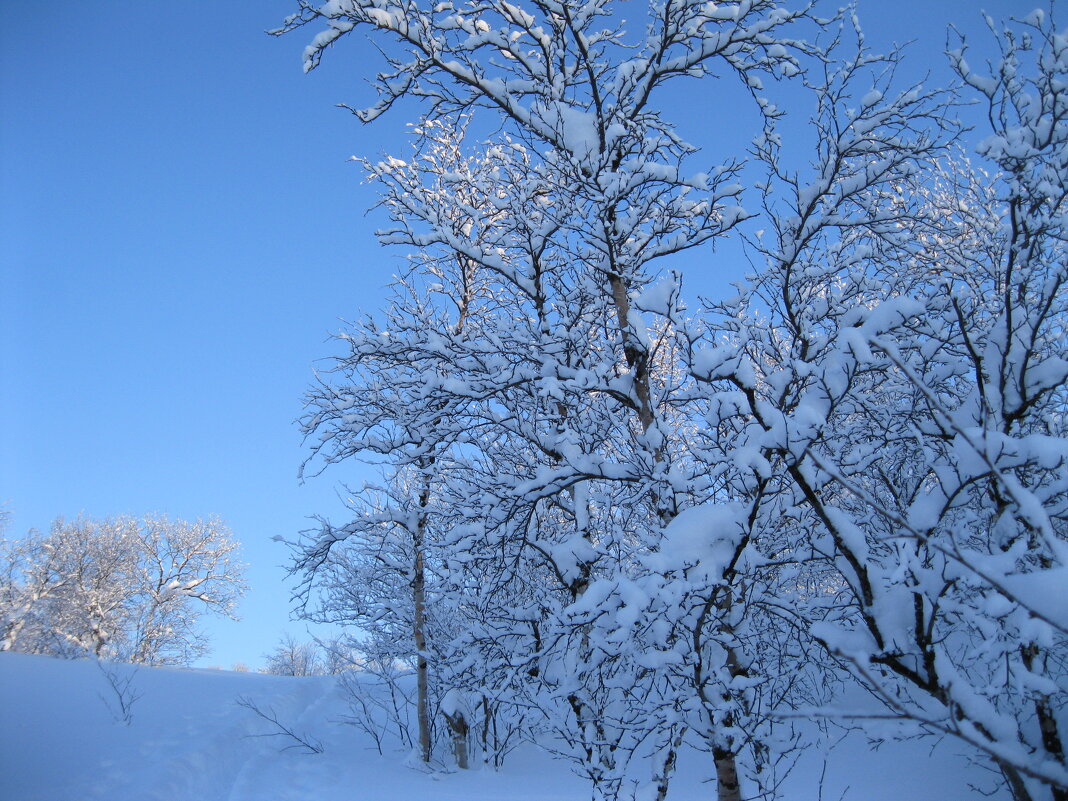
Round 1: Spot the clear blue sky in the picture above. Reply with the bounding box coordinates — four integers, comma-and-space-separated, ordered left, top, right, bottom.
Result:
1, 0, 1028, 668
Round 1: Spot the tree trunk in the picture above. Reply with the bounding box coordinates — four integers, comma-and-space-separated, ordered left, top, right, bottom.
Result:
413, 478, 432, 764
1021, 644, 1067, 801
997, 762, 1033, 801
713, 746, 743, 801
692, 588, 747, 801
444, 709, 470, 769
607, 271, 654, 432
714, 633, 746, 801
652, 724, 687, 801
1, 616, 27, 651
480, 696, 495, 767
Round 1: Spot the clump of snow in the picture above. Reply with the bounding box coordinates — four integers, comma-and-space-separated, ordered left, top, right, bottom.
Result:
648, 503, 744, 582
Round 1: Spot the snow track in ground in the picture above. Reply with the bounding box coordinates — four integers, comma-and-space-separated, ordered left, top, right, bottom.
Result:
0, 653, 587, 801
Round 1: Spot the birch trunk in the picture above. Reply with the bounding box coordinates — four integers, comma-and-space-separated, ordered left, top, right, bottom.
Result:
413, 476, 432, 764
444, 709, 470, 769
713, 746, 743, 801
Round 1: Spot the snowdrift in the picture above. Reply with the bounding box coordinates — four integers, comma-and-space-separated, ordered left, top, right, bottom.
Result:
0, 652, 1004, 800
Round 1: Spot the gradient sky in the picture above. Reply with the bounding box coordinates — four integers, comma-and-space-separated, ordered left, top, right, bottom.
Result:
1, 0, 1029, 668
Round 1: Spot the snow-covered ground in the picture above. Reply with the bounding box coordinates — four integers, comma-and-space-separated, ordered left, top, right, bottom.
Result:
0, 652, 1006, 800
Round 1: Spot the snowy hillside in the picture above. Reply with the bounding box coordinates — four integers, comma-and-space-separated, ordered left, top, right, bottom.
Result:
0, 652, 1007, 801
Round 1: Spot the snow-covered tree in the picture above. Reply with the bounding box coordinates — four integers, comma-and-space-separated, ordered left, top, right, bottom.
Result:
279, 0, 818, 792
281, 2, 1066, 799
263, 633, 327, 676
294, 157, 497, 763
0, 515, 246, 666
691, 12, 1067, 800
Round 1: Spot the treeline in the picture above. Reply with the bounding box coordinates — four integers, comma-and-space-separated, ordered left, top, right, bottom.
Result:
258, 3, 1068, 800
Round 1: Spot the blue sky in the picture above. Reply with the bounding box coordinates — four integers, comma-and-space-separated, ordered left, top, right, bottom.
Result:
1, 1, 1030, 668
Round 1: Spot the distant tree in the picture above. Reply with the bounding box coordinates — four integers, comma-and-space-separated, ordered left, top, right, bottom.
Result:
263, 633, 325, 676
317, 635, 360, 675
0, 515, 246, 665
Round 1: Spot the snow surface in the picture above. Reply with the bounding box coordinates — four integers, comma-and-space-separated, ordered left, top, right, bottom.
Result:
0, 652, 1007, 800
